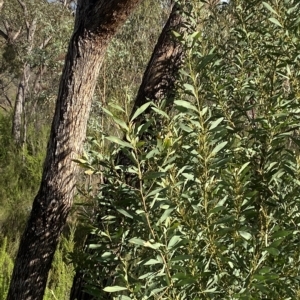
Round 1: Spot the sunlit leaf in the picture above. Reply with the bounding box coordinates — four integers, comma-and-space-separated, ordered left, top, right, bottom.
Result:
269, 17, 283, 27
103, 286, 127, 292
239, 231, 252, 240
130, 102, 152, 121
105, 136, 133, 148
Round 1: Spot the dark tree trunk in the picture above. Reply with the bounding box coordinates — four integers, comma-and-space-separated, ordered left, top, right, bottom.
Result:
130, 2, 185, 115
70, 3, 185, 300
6, 1, 141, 300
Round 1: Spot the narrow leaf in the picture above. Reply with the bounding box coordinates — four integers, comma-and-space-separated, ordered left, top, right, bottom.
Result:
209, 117, 224, 131
262, 2, 278, 15
168, 235, 182, 249
269, 17, 283, 27
129, 238, 146, 246
239, 231, 252, 240
117, 209, 133, 219
183, 83, 197, 97
151, 107, 170, 119
103, 286, 127, 292
265, 247, 280, 256
105, 136, 133, 149
174, 100, 198, 112
211, 141, 228, 154
144, 259, 161, 265
130, 102, 152, 122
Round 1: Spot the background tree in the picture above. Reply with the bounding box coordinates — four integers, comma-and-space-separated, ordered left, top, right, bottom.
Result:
0, 0, 73, 251
0, 0, 72, 146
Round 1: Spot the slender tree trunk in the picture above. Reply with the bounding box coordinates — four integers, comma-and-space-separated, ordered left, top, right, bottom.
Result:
12, 62, 30, 146
131, 2, 185, 115
6, 1, 141, 300
70, 3, 185, 299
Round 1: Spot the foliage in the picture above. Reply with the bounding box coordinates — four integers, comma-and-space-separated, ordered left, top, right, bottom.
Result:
0, 113, 49, 247
0, 237, 13, 300
44, 229, 75, 300
74, 0, 300, 299
0, 0, 73, 249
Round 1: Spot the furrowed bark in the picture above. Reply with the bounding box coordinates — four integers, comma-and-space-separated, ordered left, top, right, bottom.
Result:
70, 3, 186, 299
6, 1, 141, 299
131, 1, 185, 115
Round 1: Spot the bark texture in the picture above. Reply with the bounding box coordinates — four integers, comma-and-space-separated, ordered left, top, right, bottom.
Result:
12, 62, 31, 145
130, 2, 185, 116
70, 3, 185, 299
6, 1, 141, 300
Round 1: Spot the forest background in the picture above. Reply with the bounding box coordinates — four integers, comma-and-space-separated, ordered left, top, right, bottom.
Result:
1, 0, 300, 299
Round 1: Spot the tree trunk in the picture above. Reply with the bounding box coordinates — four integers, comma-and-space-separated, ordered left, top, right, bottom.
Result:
6, 1, 141, 300
131, 2, 184, 115
70, 3, 185, 299
12, 62, 30, 146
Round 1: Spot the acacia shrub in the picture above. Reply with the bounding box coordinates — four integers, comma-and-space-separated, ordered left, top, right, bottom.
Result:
75, 0, 300, 299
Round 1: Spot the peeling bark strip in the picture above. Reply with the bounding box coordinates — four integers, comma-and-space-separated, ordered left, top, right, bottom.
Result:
6, 1, 141, 300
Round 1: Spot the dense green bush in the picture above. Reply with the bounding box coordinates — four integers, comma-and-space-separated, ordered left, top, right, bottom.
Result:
75, 1, 300, 299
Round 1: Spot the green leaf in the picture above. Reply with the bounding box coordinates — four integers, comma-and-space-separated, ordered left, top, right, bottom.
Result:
157, 208, 174, 224
103, 286, 127, 292
211, 141, 228, 154
143, 171, 166, 180
108, 103, 125, 113
265, 247, 280, 256
129, 238, 146, 246
272, 230, 292, 238
88, 244, 101, 249
120, 296, 132, 300
209, 117, 224, 131
168, 235, 182, 249
183, 83, 197, 97
130, 102, 152, 122
262, 2, 278, 15
144, 259, 162, 265
269, 17, 283, 28
105, 136, 133, 149
111, 116, 129, 131
151, 107, 170, 119
144, 241, 163, 249
238, 162, 250, 175
102, 107, 114, 117
117, 209, 133, 219
171, 255, 192, 262
239, 231, 252, 240
174, 100, 198, 112
259, 266, 271, 274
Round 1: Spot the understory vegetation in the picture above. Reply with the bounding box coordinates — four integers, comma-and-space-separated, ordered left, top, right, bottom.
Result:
1, 0, 300, 299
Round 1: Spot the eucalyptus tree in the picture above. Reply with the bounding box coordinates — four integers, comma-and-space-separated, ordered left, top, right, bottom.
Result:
6, 1, 142, 299
0, 0, 72, 146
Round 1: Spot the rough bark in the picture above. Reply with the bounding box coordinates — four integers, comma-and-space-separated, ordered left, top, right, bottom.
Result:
130, 1, 184, 116
70, 3, 185, 300
6, 1, 141, 300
